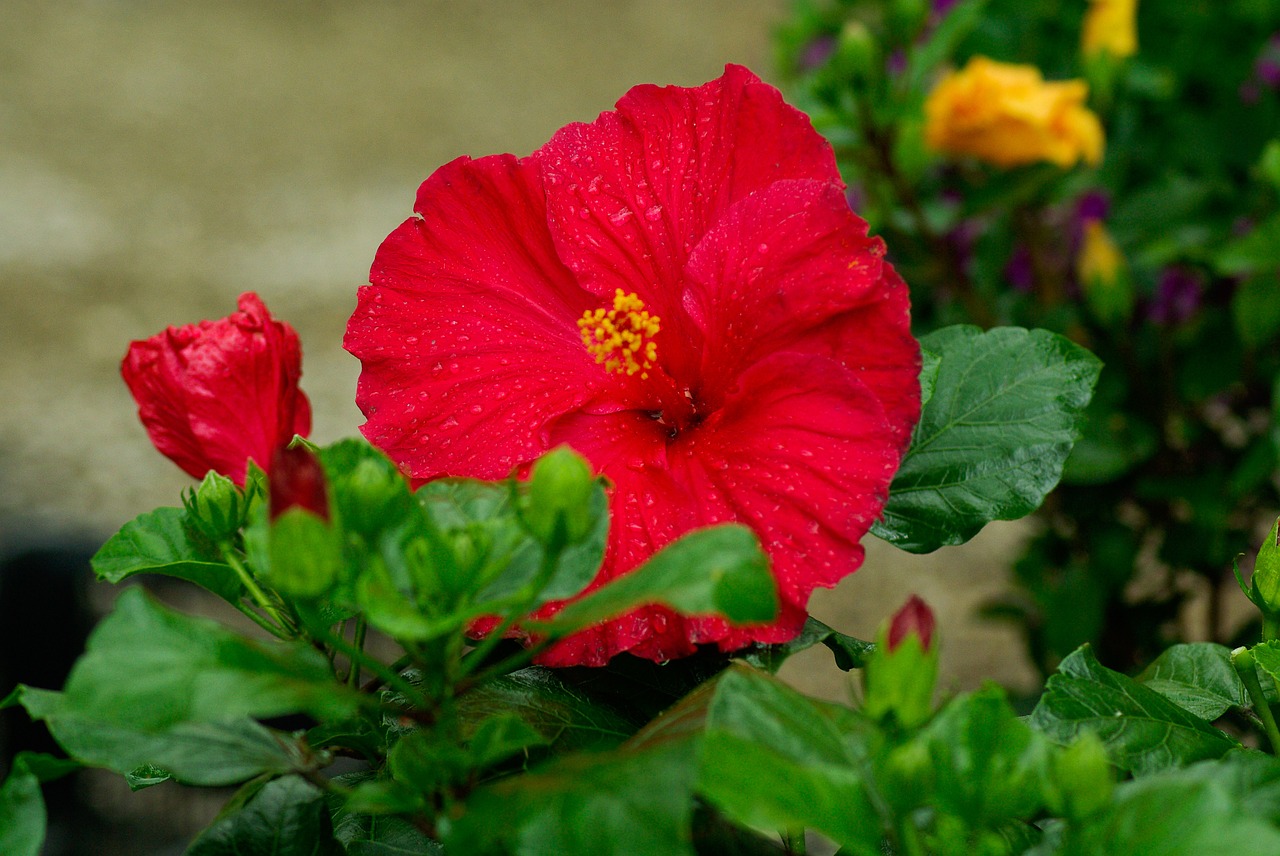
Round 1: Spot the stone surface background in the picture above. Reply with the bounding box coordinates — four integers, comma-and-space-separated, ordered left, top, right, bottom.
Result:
0, 0, 1036, 697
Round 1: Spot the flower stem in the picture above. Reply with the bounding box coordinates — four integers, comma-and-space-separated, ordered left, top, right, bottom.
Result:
1233, 646, 1280, 754
221, 546, 291, 635
1265, 617, 1280, 644
347, 617, 367, 688
781, 828, 807, 855
318, 624, 427, 709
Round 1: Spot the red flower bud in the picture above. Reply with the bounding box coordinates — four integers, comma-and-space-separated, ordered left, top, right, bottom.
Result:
269, 446, 329, 521
887, 595, 935, 653
121, 293, 311, 487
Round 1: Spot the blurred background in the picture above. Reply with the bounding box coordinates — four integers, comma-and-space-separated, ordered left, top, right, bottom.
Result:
1, 1, 1030, 850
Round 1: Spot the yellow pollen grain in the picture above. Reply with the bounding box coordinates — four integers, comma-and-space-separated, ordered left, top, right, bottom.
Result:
577, 289, 661, 379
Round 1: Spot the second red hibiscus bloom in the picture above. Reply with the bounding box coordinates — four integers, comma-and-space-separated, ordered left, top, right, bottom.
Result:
345, 65, 921, 666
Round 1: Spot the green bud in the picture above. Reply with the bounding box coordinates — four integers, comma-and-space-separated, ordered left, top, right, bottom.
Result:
831, 21, 878, 83
264, 507, 342, 599
522, 446, 596, 547
1046, 732, 1113, 819
1254, 516, 1280, 618
862, 596, 940, 728
182, 471, 244, 541
341, 457, 406, 535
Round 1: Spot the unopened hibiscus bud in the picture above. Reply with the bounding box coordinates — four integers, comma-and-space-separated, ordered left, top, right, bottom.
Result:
887, 594, 936, 652
122, 292, 312, 487
522, 446, 596, 547
263, 446, 339, 598
182, 471, 244, 541
269, 446, 329, 522
864, 595, 940, 728
1047, 733, 1114, 819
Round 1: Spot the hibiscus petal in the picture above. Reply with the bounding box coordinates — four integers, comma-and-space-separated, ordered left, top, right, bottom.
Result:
535, 64, 841, 379
681, 179, 920, 449
536, 352, 902, 665
345, 154, 606, 480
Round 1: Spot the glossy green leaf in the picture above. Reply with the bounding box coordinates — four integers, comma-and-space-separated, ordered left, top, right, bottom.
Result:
444, 738, 699, 856
697, 666, 882, 855
187, 775, 342, 856
920, 687, 1052, 826
92, 506, 242, 602
1031, 646, 1238, 775
873, 326, 1100, 553
335, 815, 442, 856
1137, 643, 1247, 721
62, 588, 359, 729
1060, 766, 1280, 855
532, 524, 776, 635
739, 616, 874, 673
456, 667, 636, 753
31, 700, 301, 786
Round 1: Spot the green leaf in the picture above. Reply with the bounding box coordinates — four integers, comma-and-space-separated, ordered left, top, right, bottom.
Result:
1137, 643, 1247, 721
1031, 646, 1239, 775
739, 616, 874, 673
445, 734, 699, 856
61, 588, 360, 729
187, 775, 342, 856
467, 713, 550, 769
532, 524, 776, 635
335, 815, 442, 856
91, 506, 242, 602
0, 754, 51, 856
873, 326, 1102, 553
1232, 271, 1280, 347
919, 687, 1052, 826
37, 707, 301, 786
456, 667, 636, 753
1059, 764, 1280, 855
1216, 213, 1280, 276
697, 666, 882, 855
1246, 641, 1280, 699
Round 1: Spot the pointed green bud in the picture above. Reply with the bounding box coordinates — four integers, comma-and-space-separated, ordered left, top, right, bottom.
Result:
522, 446, 596, 548
182, 471, 244, 541
1253, 517, 1280, 620
832, 21, 878, 83
1046, 732, 1113, 819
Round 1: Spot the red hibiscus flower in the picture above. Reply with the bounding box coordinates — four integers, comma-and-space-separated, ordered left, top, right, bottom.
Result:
123, 292, 312, 487
345, 65, 920, 666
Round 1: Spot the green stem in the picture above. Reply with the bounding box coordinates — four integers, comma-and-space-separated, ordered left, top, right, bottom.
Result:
782, 828, 807, 855
347, 618, 368, 688
897, 817, 926, 856
221, 546, 291, 634
319, 625, 427, 709
456, 545, 563, 680
1264, 617, 1280, 644
1233, 646, 1280, 754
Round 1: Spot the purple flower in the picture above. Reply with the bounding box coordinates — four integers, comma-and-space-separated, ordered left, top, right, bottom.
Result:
1148, 267, 1204, 326
799, 35, 837, 72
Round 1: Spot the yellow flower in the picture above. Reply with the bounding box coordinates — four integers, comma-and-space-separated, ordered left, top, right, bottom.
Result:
1082, 0, 1138, 60
924, 56, 1105, 169
1077, 220, 1132, 323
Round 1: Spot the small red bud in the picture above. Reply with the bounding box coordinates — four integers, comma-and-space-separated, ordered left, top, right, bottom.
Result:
887, 595, 935, 652
269, 446, 329, 521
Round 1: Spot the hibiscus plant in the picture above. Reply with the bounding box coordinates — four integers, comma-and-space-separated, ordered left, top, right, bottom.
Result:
6, 63, 1280, 856
776, 0, 1280, 676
